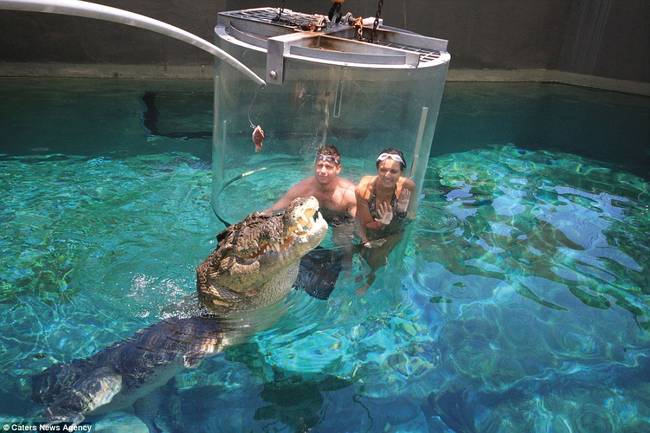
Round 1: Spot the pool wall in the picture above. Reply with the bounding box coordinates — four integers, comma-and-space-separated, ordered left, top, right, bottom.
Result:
0, 0, 648, 94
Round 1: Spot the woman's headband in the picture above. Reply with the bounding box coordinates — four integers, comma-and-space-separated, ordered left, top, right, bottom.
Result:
376, 152, 405, 166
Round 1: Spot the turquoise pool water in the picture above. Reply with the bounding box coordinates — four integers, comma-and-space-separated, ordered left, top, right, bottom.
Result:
1, 79, 649, 432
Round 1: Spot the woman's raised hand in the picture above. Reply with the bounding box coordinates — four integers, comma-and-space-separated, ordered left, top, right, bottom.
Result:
396, 189, 411, 213
374, 201, 393, 225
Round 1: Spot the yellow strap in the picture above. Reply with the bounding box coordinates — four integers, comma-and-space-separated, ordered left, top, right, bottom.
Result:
395, 178, 405, 200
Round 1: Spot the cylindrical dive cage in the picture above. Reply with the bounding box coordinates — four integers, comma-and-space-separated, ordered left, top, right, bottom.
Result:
212, 7, 450, 285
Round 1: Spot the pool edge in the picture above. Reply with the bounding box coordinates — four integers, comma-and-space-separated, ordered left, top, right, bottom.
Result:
0, 62, 648, 96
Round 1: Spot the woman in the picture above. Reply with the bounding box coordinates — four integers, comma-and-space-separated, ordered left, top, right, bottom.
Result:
355, 148, 415, 292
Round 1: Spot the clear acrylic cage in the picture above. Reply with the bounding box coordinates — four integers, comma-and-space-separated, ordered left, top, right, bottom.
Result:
211, 7, 450, 288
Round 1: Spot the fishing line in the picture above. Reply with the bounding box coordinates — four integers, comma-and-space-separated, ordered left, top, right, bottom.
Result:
247, 84, 263, 129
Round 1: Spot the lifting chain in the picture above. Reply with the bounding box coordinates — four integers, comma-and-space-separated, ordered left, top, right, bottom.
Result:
371, 0, 384, 43
273, 0, 285, 22
328, 0, 344, 24
353, 16, 364, 40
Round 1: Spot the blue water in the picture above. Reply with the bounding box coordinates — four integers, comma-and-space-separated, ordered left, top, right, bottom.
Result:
1, 79, 649, 432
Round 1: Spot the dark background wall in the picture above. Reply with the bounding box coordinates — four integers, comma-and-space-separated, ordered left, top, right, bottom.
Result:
0, 0, 648, 82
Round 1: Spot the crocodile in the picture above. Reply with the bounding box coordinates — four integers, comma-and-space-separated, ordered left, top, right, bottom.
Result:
32, 196, 327, 428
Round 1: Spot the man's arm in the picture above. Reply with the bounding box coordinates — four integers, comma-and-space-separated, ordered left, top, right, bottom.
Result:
343, 183, 357, 218
265, 179, 311, 213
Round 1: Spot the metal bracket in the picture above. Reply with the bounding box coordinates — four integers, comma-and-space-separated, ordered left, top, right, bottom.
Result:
216, 8, 449, 85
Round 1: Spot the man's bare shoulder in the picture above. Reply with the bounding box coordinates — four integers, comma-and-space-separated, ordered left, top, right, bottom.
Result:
337, 177, 356, 190
338, 178, 357, 204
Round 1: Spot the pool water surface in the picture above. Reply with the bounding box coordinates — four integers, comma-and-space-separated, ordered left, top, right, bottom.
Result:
0, 79, 648, 432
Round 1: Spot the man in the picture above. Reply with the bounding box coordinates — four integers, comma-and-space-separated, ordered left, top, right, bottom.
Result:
267, 144, 356, 299
267, 144, 356, 229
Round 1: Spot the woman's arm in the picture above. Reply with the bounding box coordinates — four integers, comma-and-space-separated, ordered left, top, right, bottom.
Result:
403, 178, 417, 218
355, 181, 373, 244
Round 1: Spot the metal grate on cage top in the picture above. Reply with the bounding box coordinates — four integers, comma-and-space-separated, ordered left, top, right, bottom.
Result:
216, 7, 449, 84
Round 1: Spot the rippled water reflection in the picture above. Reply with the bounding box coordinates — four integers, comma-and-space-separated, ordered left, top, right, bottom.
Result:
1, 80, 649, 432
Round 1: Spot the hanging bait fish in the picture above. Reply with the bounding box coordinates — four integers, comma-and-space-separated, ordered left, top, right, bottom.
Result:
252, 125, 265, 152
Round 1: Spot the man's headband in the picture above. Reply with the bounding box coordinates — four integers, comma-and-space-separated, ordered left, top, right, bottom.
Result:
315, 154, 341, 165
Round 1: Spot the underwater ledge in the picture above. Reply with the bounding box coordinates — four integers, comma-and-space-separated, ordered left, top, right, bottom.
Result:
0, 62, 649, 96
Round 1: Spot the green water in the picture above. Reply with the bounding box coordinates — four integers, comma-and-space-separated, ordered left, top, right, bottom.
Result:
0, 79, 649, 432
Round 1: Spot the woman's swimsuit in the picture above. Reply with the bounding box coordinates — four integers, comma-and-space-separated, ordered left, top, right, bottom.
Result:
366, 178, 408, 237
